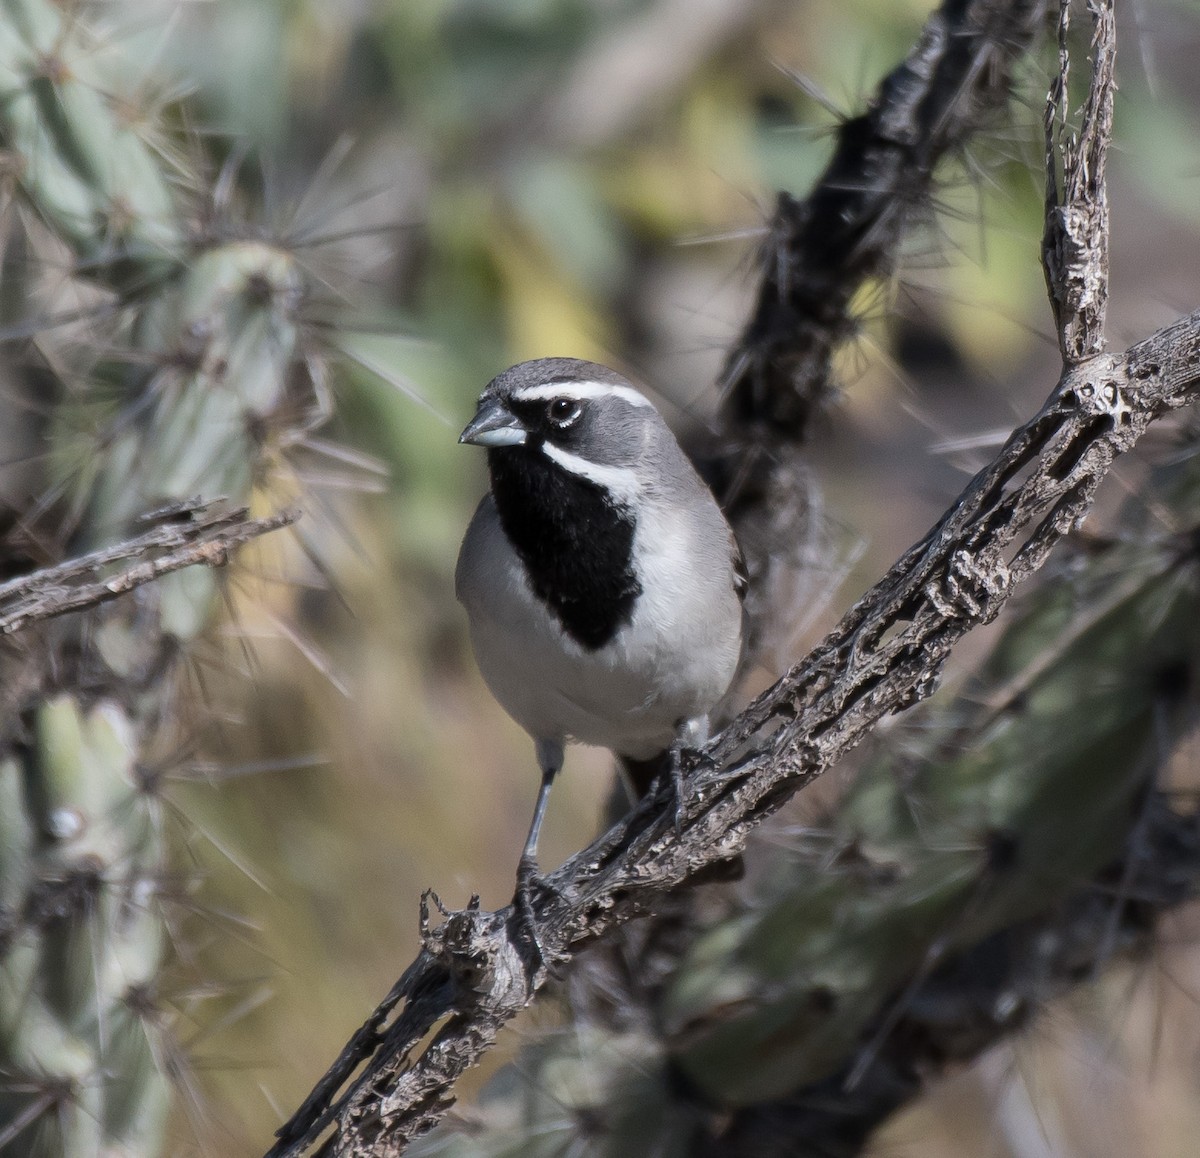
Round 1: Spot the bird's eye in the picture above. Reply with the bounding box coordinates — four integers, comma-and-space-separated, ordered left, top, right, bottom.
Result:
548, 398, 582, 426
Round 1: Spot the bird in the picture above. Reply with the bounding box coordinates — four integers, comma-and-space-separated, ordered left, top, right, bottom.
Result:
454, 357, 745, 923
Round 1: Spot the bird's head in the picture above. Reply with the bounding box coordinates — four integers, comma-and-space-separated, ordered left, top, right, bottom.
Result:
459, 359, 660, 492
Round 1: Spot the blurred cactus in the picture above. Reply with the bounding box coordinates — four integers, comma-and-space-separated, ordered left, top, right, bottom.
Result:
0, 2, 320, 1154
408, 447, 1200, 1155
666, 540, 1197, 1103
0, 0, 183, 281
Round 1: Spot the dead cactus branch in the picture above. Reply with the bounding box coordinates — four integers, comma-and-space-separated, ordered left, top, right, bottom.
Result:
0, 500, 299, 637
271, 0, 1200, 1154
269, 311, 1200, 1158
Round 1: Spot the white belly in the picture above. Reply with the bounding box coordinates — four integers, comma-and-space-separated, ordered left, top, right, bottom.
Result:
457, 497, 742, 760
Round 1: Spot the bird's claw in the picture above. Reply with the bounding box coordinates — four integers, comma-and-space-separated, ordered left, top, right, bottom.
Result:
510, 855, 564, 978
662, 740, 720, 836
661, 741, 693, 837
668, 754, 686, 837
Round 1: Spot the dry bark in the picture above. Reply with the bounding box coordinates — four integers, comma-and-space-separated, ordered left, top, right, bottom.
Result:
0, 499, 298, 637
268, 0, 1200, 1154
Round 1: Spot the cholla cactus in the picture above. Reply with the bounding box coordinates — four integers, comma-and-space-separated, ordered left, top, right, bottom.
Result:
0, 3, 323, 1153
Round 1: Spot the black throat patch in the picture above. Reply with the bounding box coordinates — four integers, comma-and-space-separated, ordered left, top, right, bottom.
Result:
488, 444, 641, 650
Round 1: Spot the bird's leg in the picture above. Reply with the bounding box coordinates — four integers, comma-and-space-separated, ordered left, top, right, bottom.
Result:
515, 766, 555, 897
511, 738, 563, 971
665, 716, 709, 836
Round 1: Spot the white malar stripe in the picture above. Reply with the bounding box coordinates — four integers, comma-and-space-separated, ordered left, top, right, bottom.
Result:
511, 380, 654, 409
539, 441, 642, 504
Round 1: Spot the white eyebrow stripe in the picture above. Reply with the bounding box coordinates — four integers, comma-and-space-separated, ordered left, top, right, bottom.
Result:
538, 441, 641, 503
511, 380, 654, 409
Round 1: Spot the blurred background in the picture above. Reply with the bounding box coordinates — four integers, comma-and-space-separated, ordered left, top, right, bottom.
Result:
4, 0, 1200, 1154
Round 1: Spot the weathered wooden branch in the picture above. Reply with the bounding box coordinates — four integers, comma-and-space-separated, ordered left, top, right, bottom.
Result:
269, 0, 1200, 1154
707, 2, 1169, 1148
1042, 0, 1114, 362
268, 309, 1200, 1158
0, 500, 299, 637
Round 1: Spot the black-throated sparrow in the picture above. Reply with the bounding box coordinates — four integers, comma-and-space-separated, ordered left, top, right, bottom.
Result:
456, 358, 745, 906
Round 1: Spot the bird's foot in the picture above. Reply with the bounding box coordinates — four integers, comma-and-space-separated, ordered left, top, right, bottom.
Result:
668, 747, 687, 837
661, 737, 720, 837
510, 854, 563, 978
662, 740, 695, 837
